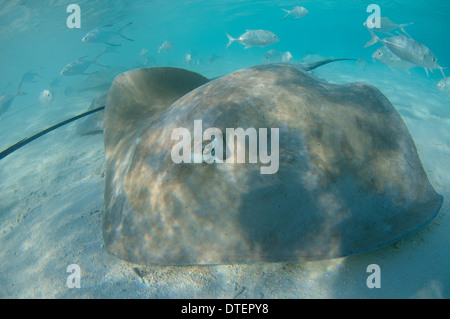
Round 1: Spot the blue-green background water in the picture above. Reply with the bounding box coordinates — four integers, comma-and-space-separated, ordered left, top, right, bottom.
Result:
0, 0, 449, 298
1, 1, 449, 136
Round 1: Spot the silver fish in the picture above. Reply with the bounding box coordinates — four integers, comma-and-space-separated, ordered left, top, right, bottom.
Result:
0, 80, 26, 119
364, 17, 413, 37
282, 51, 293, 62
372, 46, 415, 73
158, 40, 174, 54
281, 6, 308, 20
437, 78, 450, 96
21, 68, 44, 83
82, 22, 134, 46
226, 30, 279, 49
365, 29, 445, 77
39, 89, 54, 107
263, 49, 283, 63
185, 52, 192, 64
61, 50, 109, 76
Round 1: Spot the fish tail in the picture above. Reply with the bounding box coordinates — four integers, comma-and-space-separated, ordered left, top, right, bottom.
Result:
119, 22, 134, 41
226, 33, 236, 48
94, 49, 110, 67
281, 8, 290, 20
364, 28, 379, 48
16, 79, 26, 96
105, 42, 122, 47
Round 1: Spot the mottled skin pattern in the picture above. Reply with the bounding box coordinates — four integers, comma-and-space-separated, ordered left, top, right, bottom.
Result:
102, 63, 443, 265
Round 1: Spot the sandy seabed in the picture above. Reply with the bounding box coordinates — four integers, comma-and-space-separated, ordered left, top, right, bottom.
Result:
0, 63, 449, 299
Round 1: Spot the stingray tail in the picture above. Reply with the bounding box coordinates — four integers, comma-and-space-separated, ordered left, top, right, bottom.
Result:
299, 58, 357, 71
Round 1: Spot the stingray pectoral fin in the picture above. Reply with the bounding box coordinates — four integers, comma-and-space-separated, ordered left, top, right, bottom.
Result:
103, 67, 209, 152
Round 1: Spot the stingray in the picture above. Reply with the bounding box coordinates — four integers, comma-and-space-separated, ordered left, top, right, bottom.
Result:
103, 61, 443, 266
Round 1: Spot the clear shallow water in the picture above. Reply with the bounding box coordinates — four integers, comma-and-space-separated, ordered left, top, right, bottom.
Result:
0, 0, 449, 298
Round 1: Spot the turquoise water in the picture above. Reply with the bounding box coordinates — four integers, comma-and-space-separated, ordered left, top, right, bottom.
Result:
0, 0, 449, 298
0, 1, 449, 137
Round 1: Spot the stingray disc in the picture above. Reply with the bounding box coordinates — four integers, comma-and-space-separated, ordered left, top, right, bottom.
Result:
103, 64, 443, 265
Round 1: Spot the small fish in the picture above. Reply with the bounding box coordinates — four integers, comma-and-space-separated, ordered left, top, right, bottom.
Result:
82, 22, 134, 46
135, 48, 154, 67
365, 29, 445, 77
138, 48, 148, 57
281, 6, 308, 20
39, 89, 54, 107
208, 54, 221, 64
364, 17, 413, 37
263, 49, 283, 63
0, 80, 26, 119
21, 68, 44, 83
61, 50, 109, 76
372, 47, 415, 73
356, 57, 368, 70
158, 40, 174, 54
226, 30, 279, 49
185, 52, 192, 64
437, 78, 450, 96
282, 51, 293, 63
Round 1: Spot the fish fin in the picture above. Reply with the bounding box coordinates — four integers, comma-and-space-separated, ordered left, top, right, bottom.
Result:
226, 33, 236, 48
281, 8, 290, 20
424, 68, 429, 77
82, 71, 99, 75
104, 42, 122, 47
382, 39, 404, 48
399, 22, 413, 37
400, 28, 412, 38
119, 33, 134, 41
119, 22, 133, 31
95, 62, 109, 67
438, 66, 446, 78
364, 28, 379, 48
